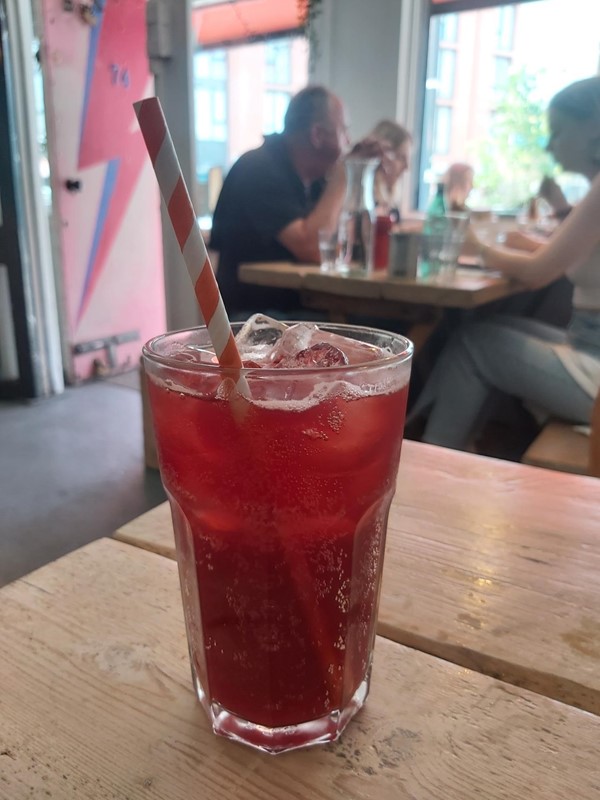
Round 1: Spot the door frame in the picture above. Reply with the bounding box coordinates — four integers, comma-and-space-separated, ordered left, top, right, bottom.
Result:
0, 0, 64, 399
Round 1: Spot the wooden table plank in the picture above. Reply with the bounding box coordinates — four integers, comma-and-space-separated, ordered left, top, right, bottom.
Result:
239, 261, 318, 289
239, 261, 518, 310
379, 442, 600, 714
2, 538, 600, 800
115, 500, 173, 557
115, 440, 600, 714
380, 267, 517, 308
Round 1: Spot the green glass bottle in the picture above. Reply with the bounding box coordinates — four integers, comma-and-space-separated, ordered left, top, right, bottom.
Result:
427, 182, 447, 217
420, 182, 447, 279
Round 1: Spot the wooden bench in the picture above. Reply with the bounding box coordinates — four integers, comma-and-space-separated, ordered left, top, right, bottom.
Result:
522, 390, 600, 478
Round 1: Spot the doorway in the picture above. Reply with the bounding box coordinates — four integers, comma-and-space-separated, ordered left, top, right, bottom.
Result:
0, 0, 63, 399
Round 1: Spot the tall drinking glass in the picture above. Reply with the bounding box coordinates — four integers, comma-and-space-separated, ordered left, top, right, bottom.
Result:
143, 323, 412, 754
419, 211, 469, 280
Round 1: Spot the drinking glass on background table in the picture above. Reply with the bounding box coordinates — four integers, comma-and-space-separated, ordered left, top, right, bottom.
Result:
418, 211, 469, 281
143, 317, 413, 753
389, 231, 421, 278
318, 227, 338, 272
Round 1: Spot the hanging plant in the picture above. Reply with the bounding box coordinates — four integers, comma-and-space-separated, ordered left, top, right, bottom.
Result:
297, 0, 323, 67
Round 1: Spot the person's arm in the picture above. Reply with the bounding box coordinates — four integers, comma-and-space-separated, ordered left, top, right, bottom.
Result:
474, 174, 600, 289
539, 176, 572, 218
277, 161, 346, 263
278, 140, 384, 264
503, 230, 547, 253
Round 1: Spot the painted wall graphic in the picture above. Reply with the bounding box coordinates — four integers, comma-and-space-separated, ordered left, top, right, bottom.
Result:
42, 0, 166, 380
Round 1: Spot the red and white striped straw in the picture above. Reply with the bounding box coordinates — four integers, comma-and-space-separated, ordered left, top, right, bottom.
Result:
134, 96, 245, 384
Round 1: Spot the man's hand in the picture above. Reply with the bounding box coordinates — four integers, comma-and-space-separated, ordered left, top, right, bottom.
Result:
346, 136, 383, 160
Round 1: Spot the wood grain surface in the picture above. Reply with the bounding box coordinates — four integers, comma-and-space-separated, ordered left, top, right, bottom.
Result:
379, 441, 600, 714
238, 262, 518, 309
115, 440, 600, 714
2, 537, 600, 800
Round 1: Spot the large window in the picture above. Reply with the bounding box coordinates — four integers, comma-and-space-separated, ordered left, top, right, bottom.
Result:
433, 107, 452, 154
194, 88, 227, 142
263, 90, 291, 135
263, 40, 294, 134
493, 55, 512, 93
496, 6, 515, 50
194, 49, 228, 201
192, 34, 308, 217
265, 40, 292, 85
421, 13, 459, 201
437, 49, 456, 100
439, 12, 458, 43
419, 0, 600, 212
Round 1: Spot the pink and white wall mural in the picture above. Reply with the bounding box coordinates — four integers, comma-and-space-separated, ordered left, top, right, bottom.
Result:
41, 0, 166, 381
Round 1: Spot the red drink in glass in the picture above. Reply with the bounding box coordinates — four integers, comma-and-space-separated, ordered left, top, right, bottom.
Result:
143, 322, 412, 753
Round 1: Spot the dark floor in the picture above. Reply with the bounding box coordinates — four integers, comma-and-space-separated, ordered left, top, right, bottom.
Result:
0, 370, 166, 588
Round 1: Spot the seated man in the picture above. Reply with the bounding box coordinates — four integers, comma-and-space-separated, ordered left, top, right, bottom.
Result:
209, 85, 351, 319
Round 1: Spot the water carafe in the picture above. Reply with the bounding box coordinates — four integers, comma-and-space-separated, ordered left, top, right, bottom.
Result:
337, 158, 378, 274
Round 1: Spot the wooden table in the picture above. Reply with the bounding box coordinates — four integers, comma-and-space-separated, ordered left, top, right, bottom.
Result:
115, 440, 600, 715
239, 261, 519, 324
2, 537, 599, 799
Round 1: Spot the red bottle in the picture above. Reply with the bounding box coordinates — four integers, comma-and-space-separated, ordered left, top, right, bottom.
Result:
374, 213, 392, 270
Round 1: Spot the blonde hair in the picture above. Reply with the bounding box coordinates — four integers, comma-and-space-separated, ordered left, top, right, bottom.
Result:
369, 121, 412, 211
369, 119, 411, 149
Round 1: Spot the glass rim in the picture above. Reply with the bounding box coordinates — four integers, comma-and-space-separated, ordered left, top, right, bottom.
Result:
142, 321, 414, 376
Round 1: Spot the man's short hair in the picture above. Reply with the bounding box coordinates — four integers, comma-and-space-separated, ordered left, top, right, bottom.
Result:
283, 86, 334, 135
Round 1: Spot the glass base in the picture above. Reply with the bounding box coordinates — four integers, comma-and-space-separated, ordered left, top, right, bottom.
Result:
192, 667, 371, 755
334, 262, 372, 277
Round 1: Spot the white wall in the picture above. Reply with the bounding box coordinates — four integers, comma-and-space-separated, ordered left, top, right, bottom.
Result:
311, 0, 429, 211
311, 0, 404, 138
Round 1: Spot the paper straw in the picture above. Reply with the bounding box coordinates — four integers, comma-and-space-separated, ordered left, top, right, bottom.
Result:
133, 96, 246, 391
135, 99, 343, 698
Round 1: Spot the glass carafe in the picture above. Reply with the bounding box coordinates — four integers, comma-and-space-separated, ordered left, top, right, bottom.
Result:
337, 158, 378, 274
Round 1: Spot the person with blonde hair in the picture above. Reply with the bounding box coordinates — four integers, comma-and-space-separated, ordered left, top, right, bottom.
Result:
411, 76, 600, 451
368, 119, 412, 219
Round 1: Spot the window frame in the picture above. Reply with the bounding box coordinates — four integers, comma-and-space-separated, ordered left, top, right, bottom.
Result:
430, 0, 538, 15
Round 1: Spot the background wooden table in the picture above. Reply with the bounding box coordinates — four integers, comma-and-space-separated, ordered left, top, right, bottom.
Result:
239, 262, 519, 322
115, 440, 600, 715
2, 537, 599, 799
